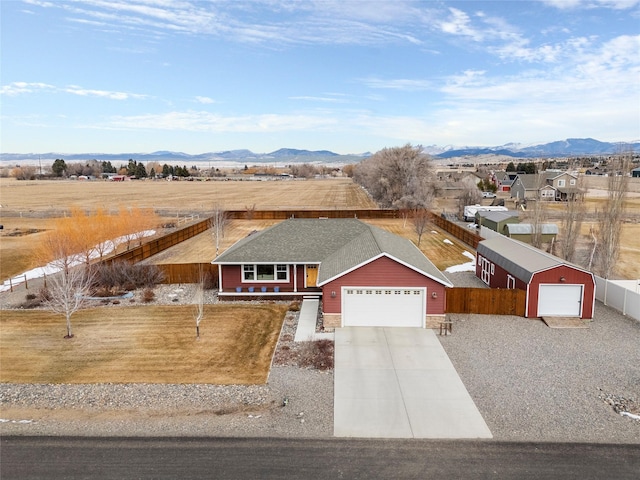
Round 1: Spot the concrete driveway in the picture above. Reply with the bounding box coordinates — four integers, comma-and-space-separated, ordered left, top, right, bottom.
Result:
334, 327, 492, 439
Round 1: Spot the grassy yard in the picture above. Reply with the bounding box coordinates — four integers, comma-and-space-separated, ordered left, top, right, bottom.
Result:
0, 303, 288, 384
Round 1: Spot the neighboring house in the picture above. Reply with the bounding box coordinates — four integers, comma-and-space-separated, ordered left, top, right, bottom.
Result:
510, 172, 580, 202
505, 223, 559, 244
212, 218, 453, 328
632, 167, 640, 178
493, 171, 518, 192
475, 210, 520, 235
476, 236, 595, 319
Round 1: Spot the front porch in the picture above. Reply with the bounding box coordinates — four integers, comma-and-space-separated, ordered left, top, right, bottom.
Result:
217, 286, 322, 300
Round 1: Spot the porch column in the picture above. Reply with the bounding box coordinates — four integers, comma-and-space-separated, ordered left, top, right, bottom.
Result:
217, 265, 223, 293
293, 264, 297, 293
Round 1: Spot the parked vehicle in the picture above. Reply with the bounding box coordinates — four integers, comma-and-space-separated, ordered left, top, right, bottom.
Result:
463, 204, 508, 222
482, 191, 497, 198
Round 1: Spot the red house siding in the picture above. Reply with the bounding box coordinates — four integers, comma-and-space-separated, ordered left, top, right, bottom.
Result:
476, 254, 527, 290
476, 254, 594, 319
322, 256, 447, 315
528, 266, 595, 319
219, 264, 296, 291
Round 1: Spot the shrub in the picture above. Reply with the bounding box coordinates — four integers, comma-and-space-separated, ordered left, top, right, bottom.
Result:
38, 286, 51, 302
298, 339, 334, 370
25, 293, 37, 301
142, 288, 155, 303
288, 301, 301, 312
93, 262, 164, 291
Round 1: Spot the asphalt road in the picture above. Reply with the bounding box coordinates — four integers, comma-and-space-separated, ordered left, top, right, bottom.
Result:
2, 437, 639, 479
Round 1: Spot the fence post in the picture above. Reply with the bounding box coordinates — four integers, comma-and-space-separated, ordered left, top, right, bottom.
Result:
24, 274, 28, 290
9, 277, 13, 293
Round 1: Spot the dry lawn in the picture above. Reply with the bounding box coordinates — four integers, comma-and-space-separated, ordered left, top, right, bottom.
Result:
143, 218, 473, 271
0, 303, 288, 384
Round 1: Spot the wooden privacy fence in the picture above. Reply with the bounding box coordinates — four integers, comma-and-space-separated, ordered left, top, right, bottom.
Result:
104, 218, 211, 265
428, 212, 483, 249
446, 287, 526, 316
155, 263, 218, 284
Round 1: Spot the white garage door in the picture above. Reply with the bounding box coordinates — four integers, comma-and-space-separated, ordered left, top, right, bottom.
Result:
538, 284, 583, 317
342, 287, 425, 327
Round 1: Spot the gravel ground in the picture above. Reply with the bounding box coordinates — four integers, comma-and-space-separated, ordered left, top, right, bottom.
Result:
442, 272, 640, 444
1, 273, 638, 442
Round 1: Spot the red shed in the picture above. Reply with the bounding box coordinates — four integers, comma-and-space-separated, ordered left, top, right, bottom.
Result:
476, 236, 595, 319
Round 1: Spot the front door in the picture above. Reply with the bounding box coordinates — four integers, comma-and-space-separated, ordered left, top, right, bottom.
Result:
305, 265, 318, 287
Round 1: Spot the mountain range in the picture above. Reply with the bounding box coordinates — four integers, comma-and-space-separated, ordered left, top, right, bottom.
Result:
1, 138, 637, 165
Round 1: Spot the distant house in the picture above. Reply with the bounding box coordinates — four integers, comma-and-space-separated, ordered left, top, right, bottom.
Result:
476, 236, 595, 319
493, 171, 518, 192
632, 168, 640, 178
212, 218, 453, 328
510, 171, 579, 202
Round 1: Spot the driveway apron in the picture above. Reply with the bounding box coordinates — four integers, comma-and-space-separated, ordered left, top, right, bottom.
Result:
334, 327, 492, 439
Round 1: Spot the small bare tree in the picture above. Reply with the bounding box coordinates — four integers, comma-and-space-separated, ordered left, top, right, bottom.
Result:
210, 204, 229, 257
44, 265, 94, 339
560, 177, 585, 263
192, 265, 205, 339
595, 153, 631, 278
457, 176, 482, 220
412, 208, 430, 247
525, 174, 550, 249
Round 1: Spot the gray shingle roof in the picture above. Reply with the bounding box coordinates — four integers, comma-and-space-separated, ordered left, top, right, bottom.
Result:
213, 218, 452, 287
477, 235, 583, 283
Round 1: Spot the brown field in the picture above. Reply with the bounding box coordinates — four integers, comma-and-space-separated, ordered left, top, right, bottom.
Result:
0, 177, 376, 213
0, 303, 287, 384
2, 176, 639, 281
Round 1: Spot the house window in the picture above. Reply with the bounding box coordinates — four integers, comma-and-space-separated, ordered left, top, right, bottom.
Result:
558, 179, 566, 187
243, 265, 255, 281
570, 179, 576, 185
242, 264, 289, 282
507, 274, 516, 289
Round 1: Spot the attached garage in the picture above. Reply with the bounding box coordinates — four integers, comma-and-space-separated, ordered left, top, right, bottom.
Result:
476, 236, 595, 319
342, 287, 426, 327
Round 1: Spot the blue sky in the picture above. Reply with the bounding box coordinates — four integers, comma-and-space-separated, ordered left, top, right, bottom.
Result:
1, 0, 639, 155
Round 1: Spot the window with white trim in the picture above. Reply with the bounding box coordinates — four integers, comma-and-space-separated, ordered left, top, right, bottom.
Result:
558, 179, 565, 187
242, 264, 289, 282
507, 274, 516, 289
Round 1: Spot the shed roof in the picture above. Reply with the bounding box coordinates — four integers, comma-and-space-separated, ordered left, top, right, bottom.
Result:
477, 236, 586, 283
476, 211, 520, 222
213, 218, 452, 287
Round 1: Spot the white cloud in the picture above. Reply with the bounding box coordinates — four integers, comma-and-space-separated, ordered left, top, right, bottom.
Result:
360, 77, 432, 91
0, 81, 148, 100
194, 96, 216, 104
542, 0, 640, 9
108, 110, 338, 133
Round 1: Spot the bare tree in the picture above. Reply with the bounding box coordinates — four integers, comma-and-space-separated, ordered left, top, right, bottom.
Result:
560, 177, 585, 263
525, 174, 550, 249
411, 208, 430, 247
192, 265, 205, 339
210, 204, 229, 257
44, 265, 94, 338
353, 144, 436, 209
457, 176, 482, 220
595, 153, 631, 278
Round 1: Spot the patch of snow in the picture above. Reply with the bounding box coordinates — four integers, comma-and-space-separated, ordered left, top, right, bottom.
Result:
443, 239, 453, 245
445, 251, 476, 273
0, 230, 156, 292
621, 411, 640, 421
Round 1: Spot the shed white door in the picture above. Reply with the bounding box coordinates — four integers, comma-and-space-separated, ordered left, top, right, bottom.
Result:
342, 287, 425, 327
537, 284, 583, 317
